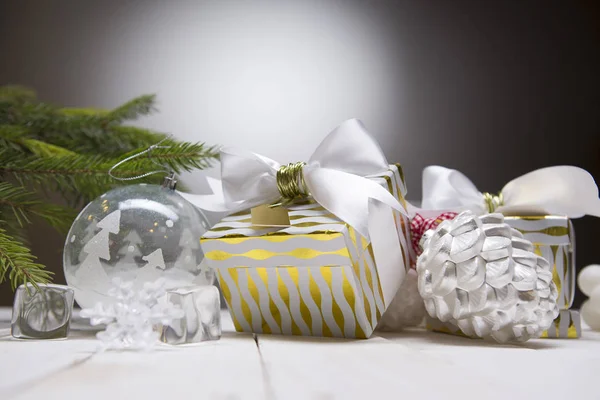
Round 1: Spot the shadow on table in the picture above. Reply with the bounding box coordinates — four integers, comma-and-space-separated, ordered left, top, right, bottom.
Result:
375, 328, 556, 350
248, 327, 556, 350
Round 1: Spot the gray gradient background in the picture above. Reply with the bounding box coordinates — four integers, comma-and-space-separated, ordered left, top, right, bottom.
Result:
0, 0, 599, 307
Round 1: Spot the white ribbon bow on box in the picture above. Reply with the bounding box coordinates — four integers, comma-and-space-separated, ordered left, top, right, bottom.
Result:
182, 118, 407, 240
421, 165, 600, 218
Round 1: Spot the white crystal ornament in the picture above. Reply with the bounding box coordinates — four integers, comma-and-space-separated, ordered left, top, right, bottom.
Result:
80, 278, 184, 350
417, 211, 559, 342
64, 184, 213, 308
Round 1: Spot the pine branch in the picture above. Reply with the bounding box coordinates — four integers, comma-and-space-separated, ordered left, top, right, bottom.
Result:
0, 182, 76, 233
0, 227, 53, 291
40, 125, 167, 156
0, 142, 219, 201
0, 85, 37, 102
18, 139, 76, 158
0, 218, 30, 246
105, 94, 156, 123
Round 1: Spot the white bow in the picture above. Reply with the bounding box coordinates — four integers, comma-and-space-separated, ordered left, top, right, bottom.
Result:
421, 165, 600, 218
181, 119, 406, 239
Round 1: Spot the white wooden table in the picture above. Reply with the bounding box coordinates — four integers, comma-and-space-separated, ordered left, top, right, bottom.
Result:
1, 307, 598, 400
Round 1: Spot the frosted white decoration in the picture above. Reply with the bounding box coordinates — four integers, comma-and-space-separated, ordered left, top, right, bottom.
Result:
377, 269, 426, 331
135, 249, 167, 286
177, 229, 198, 272
64, 184, 213, 308
417, 211, 559, 342
117, 230, 143, 266
80, 278, 184, 351
578, 264, 600, 297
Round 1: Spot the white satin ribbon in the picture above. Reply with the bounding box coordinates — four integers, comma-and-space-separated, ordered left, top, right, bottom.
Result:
180, 119, 407, 240
421, 165, 600, 218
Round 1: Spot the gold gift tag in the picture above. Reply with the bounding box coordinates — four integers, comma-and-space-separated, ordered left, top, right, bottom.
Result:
250, 204, 291, 227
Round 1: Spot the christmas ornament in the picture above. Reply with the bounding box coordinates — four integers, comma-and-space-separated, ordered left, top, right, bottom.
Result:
578, 264, 600, 297
578, 264, 600, 330
64, 180, 213, 309
417, 211, 559, 342
80, 278, 184, 351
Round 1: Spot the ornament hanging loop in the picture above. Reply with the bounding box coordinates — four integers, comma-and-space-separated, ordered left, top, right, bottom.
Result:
162, 172, 178, 191
108, 135, 176, 183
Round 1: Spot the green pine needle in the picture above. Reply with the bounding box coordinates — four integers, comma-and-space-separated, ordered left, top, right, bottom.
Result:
0, 182, 76, 233
0, 227, 53, 291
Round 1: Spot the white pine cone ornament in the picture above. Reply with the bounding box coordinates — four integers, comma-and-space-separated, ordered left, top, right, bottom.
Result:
417, 211, 559, 342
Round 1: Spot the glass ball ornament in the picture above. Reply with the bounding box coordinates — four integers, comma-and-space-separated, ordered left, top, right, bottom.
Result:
64, 183, 213, 308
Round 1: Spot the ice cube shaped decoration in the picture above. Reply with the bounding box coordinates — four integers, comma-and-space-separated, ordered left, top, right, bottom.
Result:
161, 285, 221, 344
11, 284, 75, 339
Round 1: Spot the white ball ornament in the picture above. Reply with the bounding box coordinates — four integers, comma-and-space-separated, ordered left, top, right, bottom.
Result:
417, 211, 559, 342
577, 264, 600, 297
581, 286, 600, 331
64, 183, 213, 308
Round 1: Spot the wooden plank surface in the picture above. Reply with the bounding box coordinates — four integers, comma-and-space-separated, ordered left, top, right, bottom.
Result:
2, 308, 600, 400
1, 310, 266, 400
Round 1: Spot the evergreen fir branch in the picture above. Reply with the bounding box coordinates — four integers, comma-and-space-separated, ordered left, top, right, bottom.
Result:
137, 141, 220, 172
41, 125, 167, 156
0, 124, 28, 139
0, 125, 30, 152
106, 94, 156, 123
0, 227, 53, 291
59, 107, 109, 117
110, 126, 166, 149
0, 217, 29, 247
0, 85, 37, 102
0, 182, 75, 233
18, 139, 76, 158
0, 142, 218, 201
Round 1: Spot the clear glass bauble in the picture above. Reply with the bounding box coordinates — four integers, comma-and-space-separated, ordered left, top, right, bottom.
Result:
64, 183, 213, 308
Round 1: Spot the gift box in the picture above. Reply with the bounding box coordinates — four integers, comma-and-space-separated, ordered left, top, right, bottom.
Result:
504, 215, 575, 310
540, 309, 581, 338
201, 164, 412, 338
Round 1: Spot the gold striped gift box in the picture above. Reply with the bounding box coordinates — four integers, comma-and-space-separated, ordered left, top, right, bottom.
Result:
504, 215, 575, 311
201, 164, 412, 339
505, 215, 579, 338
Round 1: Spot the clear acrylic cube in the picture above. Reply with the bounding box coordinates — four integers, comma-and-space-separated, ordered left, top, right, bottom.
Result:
161, 285, 221, 344
11, 284, 75, 339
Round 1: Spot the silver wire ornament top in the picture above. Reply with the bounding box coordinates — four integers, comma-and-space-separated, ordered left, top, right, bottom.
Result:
108, 135, 177, 186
